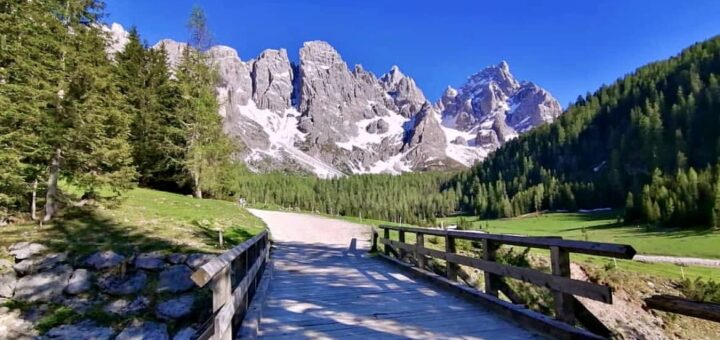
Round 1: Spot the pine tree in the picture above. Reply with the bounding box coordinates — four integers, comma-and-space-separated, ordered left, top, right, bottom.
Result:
176, 6, 237, 198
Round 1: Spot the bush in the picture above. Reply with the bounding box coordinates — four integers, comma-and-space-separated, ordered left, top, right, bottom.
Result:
680, 278, 720, 303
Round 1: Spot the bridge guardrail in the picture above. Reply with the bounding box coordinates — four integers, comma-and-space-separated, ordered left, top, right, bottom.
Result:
373, 224, 636, 336
191, 230, 270, 340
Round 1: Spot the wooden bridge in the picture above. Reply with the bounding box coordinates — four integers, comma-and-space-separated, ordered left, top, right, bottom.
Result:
187, 211, 718, 339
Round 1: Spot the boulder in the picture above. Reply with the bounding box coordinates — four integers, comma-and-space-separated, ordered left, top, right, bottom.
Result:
44, 320, 114, 340
134, 252, 166, 271
61, 296, 97, 314
9, 242, 47, 260
104, 296, 149, 315
116, 320, 169, 340
173, 327, 197, 340
0, 271, 16, 298
157, 265, 194, 293
98, 271, 147, 296
13, 264, 72, 302
65, 269, 92, 295
84, 250, 125, 270
185, 254, 215, 270
156, 294, 194, 320
167, 253, 187, 265
13, 252, 68, 275
0, 305, 37, 339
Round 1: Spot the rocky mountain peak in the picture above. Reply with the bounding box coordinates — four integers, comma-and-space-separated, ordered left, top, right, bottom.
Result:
105, 23, 562, 177
438, 60, 562, 157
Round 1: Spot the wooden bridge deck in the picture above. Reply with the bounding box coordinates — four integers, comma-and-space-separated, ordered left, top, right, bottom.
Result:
256, 241, 538, 339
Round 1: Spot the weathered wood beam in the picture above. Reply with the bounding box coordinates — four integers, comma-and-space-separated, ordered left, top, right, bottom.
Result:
378, 238, 612, 303
378, 225, 636, 259
191, 231, 269, 287
645, 295, 720, 323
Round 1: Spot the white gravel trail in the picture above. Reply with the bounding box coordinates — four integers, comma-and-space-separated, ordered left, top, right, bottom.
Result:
248, 209, 372, 249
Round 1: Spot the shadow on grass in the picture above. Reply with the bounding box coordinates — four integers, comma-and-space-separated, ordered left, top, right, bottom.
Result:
0, 206, 207, 259
192, 223, 255, 251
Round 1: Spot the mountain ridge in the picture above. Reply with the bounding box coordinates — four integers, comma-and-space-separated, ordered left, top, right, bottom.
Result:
106, 24, 563, 177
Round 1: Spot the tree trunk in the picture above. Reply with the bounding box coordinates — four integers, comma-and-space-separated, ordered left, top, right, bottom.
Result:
43, 148, 61, 222
193, 173, 202, 199
31, 179, 38, 221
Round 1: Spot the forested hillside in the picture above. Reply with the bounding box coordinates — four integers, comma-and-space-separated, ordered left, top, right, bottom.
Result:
0, 1, 237, 221
451, 36, 720, 228
232, 172, 458, 225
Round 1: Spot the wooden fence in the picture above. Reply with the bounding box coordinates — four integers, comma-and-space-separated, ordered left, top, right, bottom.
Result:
191, 230, 270, 340
645, 295, 720, 323
373, 225, 636, 336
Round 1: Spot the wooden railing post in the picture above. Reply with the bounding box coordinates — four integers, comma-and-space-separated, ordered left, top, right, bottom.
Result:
211, 266, 232, 340
371, 228, 378, 253
416, 233, 426, 269
383, 228, 391, 256
551, 246, 575, 324
445, 234, 458, 281
398, 230, 406, 261
482, 239, 500, 296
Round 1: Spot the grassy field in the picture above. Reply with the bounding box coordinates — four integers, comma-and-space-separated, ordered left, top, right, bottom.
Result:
438, 211, 720, 259
0, 187, 266, 259
284, 209, 719, 281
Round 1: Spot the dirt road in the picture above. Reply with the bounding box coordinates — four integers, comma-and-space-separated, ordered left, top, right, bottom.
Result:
247, 209, 372, 249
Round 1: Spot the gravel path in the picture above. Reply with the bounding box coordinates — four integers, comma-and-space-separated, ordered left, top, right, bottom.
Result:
248, 209, 372, 249
248, 209, 720, 268
633, 255, 720, 268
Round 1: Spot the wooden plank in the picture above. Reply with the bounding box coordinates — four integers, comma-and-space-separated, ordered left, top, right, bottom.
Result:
383, 228, 391, 256
379, 238, 612, 303
573, 297, 612, 338
259, 241, 540, 340
416, 233, 426, 269
213, 244, 269, 338
645, 295, 720, 323
211, 266, 231, 314
551, 246, 575, 324
377, 253, 604, 340
398, 230, 407, 261
191, 230, 268, 287
379, 225, 636, 259
483, 239, 501, 297
239, 253, 274, 339
446, 234, 458, 281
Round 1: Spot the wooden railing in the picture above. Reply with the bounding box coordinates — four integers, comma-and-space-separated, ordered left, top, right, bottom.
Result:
645, 295, 720, 323
191, 230, 271, 340
373, 225, 636, 336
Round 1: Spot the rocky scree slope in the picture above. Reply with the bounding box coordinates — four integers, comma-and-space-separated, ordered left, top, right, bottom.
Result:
109, 24, 562, 177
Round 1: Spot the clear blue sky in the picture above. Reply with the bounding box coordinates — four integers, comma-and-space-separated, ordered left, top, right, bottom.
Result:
104, 0, 719, 106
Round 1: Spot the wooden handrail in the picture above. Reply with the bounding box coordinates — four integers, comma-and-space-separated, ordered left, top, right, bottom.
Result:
374, 224, 637, 335
380, 225, 636, 259
191, 230, 271, 340
645, 295, 720, 323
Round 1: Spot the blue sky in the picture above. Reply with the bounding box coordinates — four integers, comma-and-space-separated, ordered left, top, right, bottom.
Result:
104, 0, 719, 106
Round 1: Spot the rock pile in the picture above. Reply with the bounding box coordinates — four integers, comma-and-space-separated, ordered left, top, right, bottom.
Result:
0, 241, 216, 339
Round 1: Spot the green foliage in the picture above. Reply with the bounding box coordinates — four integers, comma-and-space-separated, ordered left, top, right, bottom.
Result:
450, 36, 720, 229
115, 28, 184, 189
231, 172, 457, 225
36, 306, 81, 334
680, 278, 720, 303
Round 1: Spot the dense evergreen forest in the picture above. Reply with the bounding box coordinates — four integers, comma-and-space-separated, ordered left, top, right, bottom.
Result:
450, 36, 720, 229
0, 1, 236, 221
231, 172, 458, 225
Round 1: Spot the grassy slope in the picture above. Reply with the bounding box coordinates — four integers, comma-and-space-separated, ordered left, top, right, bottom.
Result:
438, 211, 720, 259
437, 211, 720, 280
0, 187, 265, 259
